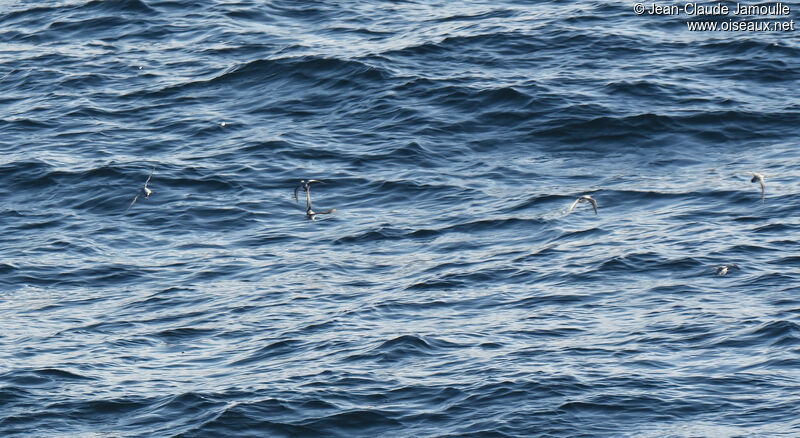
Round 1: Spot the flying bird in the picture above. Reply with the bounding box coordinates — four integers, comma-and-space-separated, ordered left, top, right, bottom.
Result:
294, 179, 336, 220
715, 264, 739, 276
747, 172, 765, 203
306, 206, 337, 221
293, 179, 323, 203
127, 168, 154, 212
568, 195, 598, 215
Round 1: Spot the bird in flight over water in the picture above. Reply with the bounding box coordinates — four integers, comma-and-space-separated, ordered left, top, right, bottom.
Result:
748, 172, 765, 203
568, 195, 598, 215
127, 168, 154, 212
294, 179, 336, 220
715, 264, 739, 276
294, 179, 323, 204
306, 205, 337, 221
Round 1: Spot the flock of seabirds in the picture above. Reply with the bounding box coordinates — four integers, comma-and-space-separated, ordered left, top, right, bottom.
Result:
126, 169, 769, 277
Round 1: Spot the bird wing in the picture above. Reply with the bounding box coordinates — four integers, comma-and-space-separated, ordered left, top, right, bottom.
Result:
568, 198, 581, 213
144, 168, 154, 187
127, 193, 140, 212
588, 198, 598, 215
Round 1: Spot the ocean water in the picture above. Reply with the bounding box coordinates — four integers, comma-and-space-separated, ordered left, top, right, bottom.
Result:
2, 0, 800, 436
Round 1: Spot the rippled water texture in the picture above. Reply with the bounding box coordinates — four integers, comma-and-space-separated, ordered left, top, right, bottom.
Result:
2, 0, 800, 436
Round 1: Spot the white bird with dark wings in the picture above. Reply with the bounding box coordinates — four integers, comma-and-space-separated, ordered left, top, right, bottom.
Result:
568, 195, 598, 215
127, 168, 154, 212
294, 179, 336, 220
748, 172, 765, 203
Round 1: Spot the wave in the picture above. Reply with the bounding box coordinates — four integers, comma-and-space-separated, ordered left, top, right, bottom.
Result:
3, 0, 800, 436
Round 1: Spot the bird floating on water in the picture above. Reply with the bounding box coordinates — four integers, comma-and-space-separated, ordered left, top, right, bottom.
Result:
747, 172, 765, 203
294, 179, 336, 221
127, 168, 154, 212
568, 195, 598, 215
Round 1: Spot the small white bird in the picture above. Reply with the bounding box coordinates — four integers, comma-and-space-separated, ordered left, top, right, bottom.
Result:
747, 172, 765, 203
715, 264, 739, 276
127, 168, 154, 212
568, 195, 598, 215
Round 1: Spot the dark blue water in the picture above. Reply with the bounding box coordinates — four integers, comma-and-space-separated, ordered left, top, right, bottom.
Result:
2, 1, 800, 436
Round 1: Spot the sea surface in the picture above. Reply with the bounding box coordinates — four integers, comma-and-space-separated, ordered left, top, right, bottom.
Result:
2, 1, 800, 436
